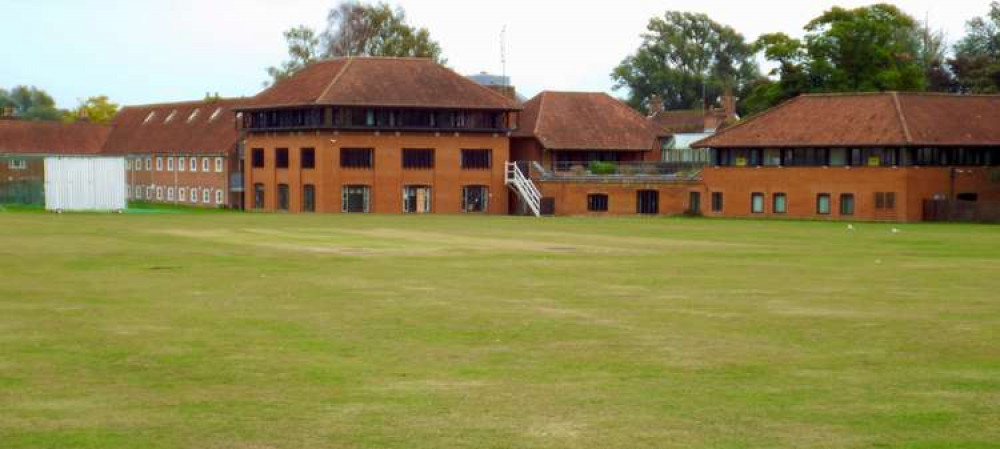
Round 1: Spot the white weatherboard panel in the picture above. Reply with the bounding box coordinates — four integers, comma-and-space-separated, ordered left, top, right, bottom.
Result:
44, 157, 127, 211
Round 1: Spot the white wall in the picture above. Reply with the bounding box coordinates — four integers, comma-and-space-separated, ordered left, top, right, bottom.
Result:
44, 157, 126, 211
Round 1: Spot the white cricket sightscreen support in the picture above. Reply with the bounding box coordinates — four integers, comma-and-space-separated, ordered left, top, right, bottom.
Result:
504, 161, 541, 217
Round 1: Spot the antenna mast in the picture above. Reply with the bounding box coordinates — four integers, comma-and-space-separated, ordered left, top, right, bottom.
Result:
500, 25, 508, 88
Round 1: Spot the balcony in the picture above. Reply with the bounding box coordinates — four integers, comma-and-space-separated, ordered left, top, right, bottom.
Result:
533, 161, 704, 182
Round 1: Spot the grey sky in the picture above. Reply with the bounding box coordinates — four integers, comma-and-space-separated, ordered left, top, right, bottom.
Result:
0, 0, 991, 108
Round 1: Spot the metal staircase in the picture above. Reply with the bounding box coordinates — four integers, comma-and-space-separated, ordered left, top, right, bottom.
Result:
504, 161, 541, 217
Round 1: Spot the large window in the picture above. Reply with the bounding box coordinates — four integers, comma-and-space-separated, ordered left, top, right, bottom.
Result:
817, 194, 832, 215
342, 185, 371, 213
462, 186, 489, 212
840, 193, 855, 216
875, 192, 896, 210
461, 149, 491, 170
277, 184, 289, 211
751, 192, 765, 214
402, 149, 434, 169
303, 184, 316, 212
637, 190, 659, 215
276, 148, 289, 169
301, 148, 315, 169
251, 148, 264, 168
403, 186, 432, 213
588, 194, 609, 212
773, 193, 787, 214
341, 148, 373, 169
711, 192, 724, 213
253, 184, 264, 209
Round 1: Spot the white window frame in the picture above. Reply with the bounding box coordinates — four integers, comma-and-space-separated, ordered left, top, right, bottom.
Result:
156, 186, 163, 200
8, 159, 27, 170
167, 187, 175, 201
146, 186, 153, 198
215, 157, 224, 173
190, 157, 197, 172
202, 157, 210, 172
178, 187, 186, 201
215, 190, 224, 205
177, 156, 185, 171
155, 157, 163, 171
145, 157, 152, 171
167, 157, 174, 171
190, 188, 198, 202
202, 188, 211, 204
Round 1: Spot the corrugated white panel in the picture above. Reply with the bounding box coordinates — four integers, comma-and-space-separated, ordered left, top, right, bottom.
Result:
44, 157, 127, 211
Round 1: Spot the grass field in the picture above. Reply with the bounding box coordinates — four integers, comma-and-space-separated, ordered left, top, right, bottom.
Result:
0, 210, 998, 448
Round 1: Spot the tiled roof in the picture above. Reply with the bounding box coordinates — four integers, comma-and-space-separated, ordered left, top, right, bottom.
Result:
693, 92, 1000, 148
0, 120, 109, 155
513, 91, 660, 151
650, 110, 706, 134
247, 57, 520, 110
102, 98, 249, 155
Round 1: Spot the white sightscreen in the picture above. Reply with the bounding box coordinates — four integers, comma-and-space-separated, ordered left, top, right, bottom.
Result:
44, 157, 126, 211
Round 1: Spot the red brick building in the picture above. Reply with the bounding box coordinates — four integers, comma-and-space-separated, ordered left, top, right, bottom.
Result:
693, 93, 1000, 222
237, 57, 520, 214
102, 98, 249, 208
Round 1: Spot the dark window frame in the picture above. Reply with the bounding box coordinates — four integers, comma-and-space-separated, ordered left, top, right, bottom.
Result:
751, 192, 765, 214
251, 148, 265, 168
340, 148, 374, 169
302, 184, 316, 212
773, 192, 787, 214
461, 149, 492, 170
253, 183, 265, 209
817, 193, 832, 215
301, 148, 316, 169
587, 193, 609, 212
277, 183, 290, 211
711, 192, 724, 213
402, 148, 435, 169
840, 193, 855, 216
275, 148, 289, 169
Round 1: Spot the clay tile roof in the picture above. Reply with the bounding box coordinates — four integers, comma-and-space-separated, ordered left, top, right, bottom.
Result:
102, 97, 250, 155
0, 120, 110, 155
246, 57, 519, 110
650, 110, 706, 134
512, 91, 660, 151
693, 92, 1000, 148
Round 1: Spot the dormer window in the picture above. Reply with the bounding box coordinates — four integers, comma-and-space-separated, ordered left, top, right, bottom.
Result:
187, 108, 200, 123
209, 107, 223, 122
142, 111, 157, 124
164, 110, 177, 123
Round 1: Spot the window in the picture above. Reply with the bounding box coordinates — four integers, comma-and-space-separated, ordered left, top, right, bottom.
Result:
587, 194, 609, 212
145, 157, 152, 170
773, 193, 787, 214
167, 157, 174, 171
164, 110, 177, 123
711, 192, 724, 213
462, 186, 489, 212
689, 192, 701, 214
202, 188, 211, 204
190, 188, 198, 203
275, 148, 289, 169
751, 192, 765, 214
253, 184, 265, 209
403, 186, 432, 213
156, 157, 163, 171
251, 148, 264, 168
178, 187, 186, 201
190, 157, 197, 171
186, 108, 200, 123
637, 190, 659, 214
303, 184, 316, 212
817, 194, 832, 215
403, 149, 434, 169
340, 148, 373, 169
301, 148, 315, 169
177, 156, 185, 171
461, 149, 491, 169
156, 186, 163, 200
215, 190, 224, 205
167, 187, 175, 201
840, 193, 855, 216
342, 185, 371, 213
277, 184, 289, 211
875, 192, 896, 210
142, 111, 157, 124
209, 107, 223, 122
7, 159, 27, 170
957, 193, 979, 202
215, 157, 224, 173
202, 158, 210, 172
146, 186, 153, 199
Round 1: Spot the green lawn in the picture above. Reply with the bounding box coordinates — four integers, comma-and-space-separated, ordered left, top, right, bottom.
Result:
0, 212, 997, 449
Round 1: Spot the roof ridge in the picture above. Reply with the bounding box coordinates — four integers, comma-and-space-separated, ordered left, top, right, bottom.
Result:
435, 63, 519, 108
119, 97, 247, 110
891, 92, 913, 144
316, 58, 354, 104
692, 94, 807, 148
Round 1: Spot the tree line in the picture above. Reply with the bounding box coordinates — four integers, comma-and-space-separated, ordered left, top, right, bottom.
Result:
1, 87, 119, 125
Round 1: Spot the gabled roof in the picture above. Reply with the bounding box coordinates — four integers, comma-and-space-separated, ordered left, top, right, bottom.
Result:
0, 120, 109, 155
102, 98, 249, 155
246, 57, 520, 111
513, 91, 660, 151
693, 92, 1000, 148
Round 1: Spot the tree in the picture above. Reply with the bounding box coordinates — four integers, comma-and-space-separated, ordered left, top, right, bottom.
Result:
0, 86, 66, 121
611, 11, 759, 113
744, 4, 928, 114
64, 95, 119, 125
266, 1, 444, 85
950, 1, 1000, 93
917, 21, 957, 92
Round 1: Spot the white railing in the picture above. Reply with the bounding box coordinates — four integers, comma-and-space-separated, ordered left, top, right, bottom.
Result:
505, 161, 541, 217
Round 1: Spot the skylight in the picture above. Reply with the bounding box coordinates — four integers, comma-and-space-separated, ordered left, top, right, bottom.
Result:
164, 110, 178, 124
142, 111, 157, 124
209, 107, 223, 122
187, 108, 200, 123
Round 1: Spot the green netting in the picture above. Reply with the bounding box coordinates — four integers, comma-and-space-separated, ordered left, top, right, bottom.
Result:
0, 156, 45, 206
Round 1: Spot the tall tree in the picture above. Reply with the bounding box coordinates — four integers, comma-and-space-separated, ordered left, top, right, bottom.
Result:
266, 1, 444, 85
917, 20, 957, 92
0, 86, 66, 121
950, 1, 1000, 93
64, 95, 119, 125
611, 11, 759, 113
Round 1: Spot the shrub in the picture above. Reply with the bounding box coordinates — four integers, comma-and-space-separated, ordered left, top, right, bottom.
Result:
588, 161, 618, 175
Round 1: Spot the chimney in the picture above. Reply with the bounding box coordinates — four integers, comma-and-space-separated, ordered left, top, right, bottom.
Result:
647, 95, 663, 117
722, 86, 737, 121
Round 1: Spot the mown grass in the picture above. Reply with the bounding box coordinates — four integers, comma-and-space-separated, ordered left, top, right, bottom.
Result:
0, 212, 997, 448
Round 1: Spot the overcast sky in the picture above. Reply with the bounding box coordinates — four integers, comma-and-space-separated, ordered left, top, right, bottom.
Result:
1, 0, 992, 108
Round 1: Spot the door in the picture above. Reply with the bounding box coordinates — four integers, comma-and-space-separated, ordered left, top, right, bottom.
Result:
688, 191, 701, 215
637, 190, 659, 215
342, 186, 370, 213
403, 186, 432, 213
